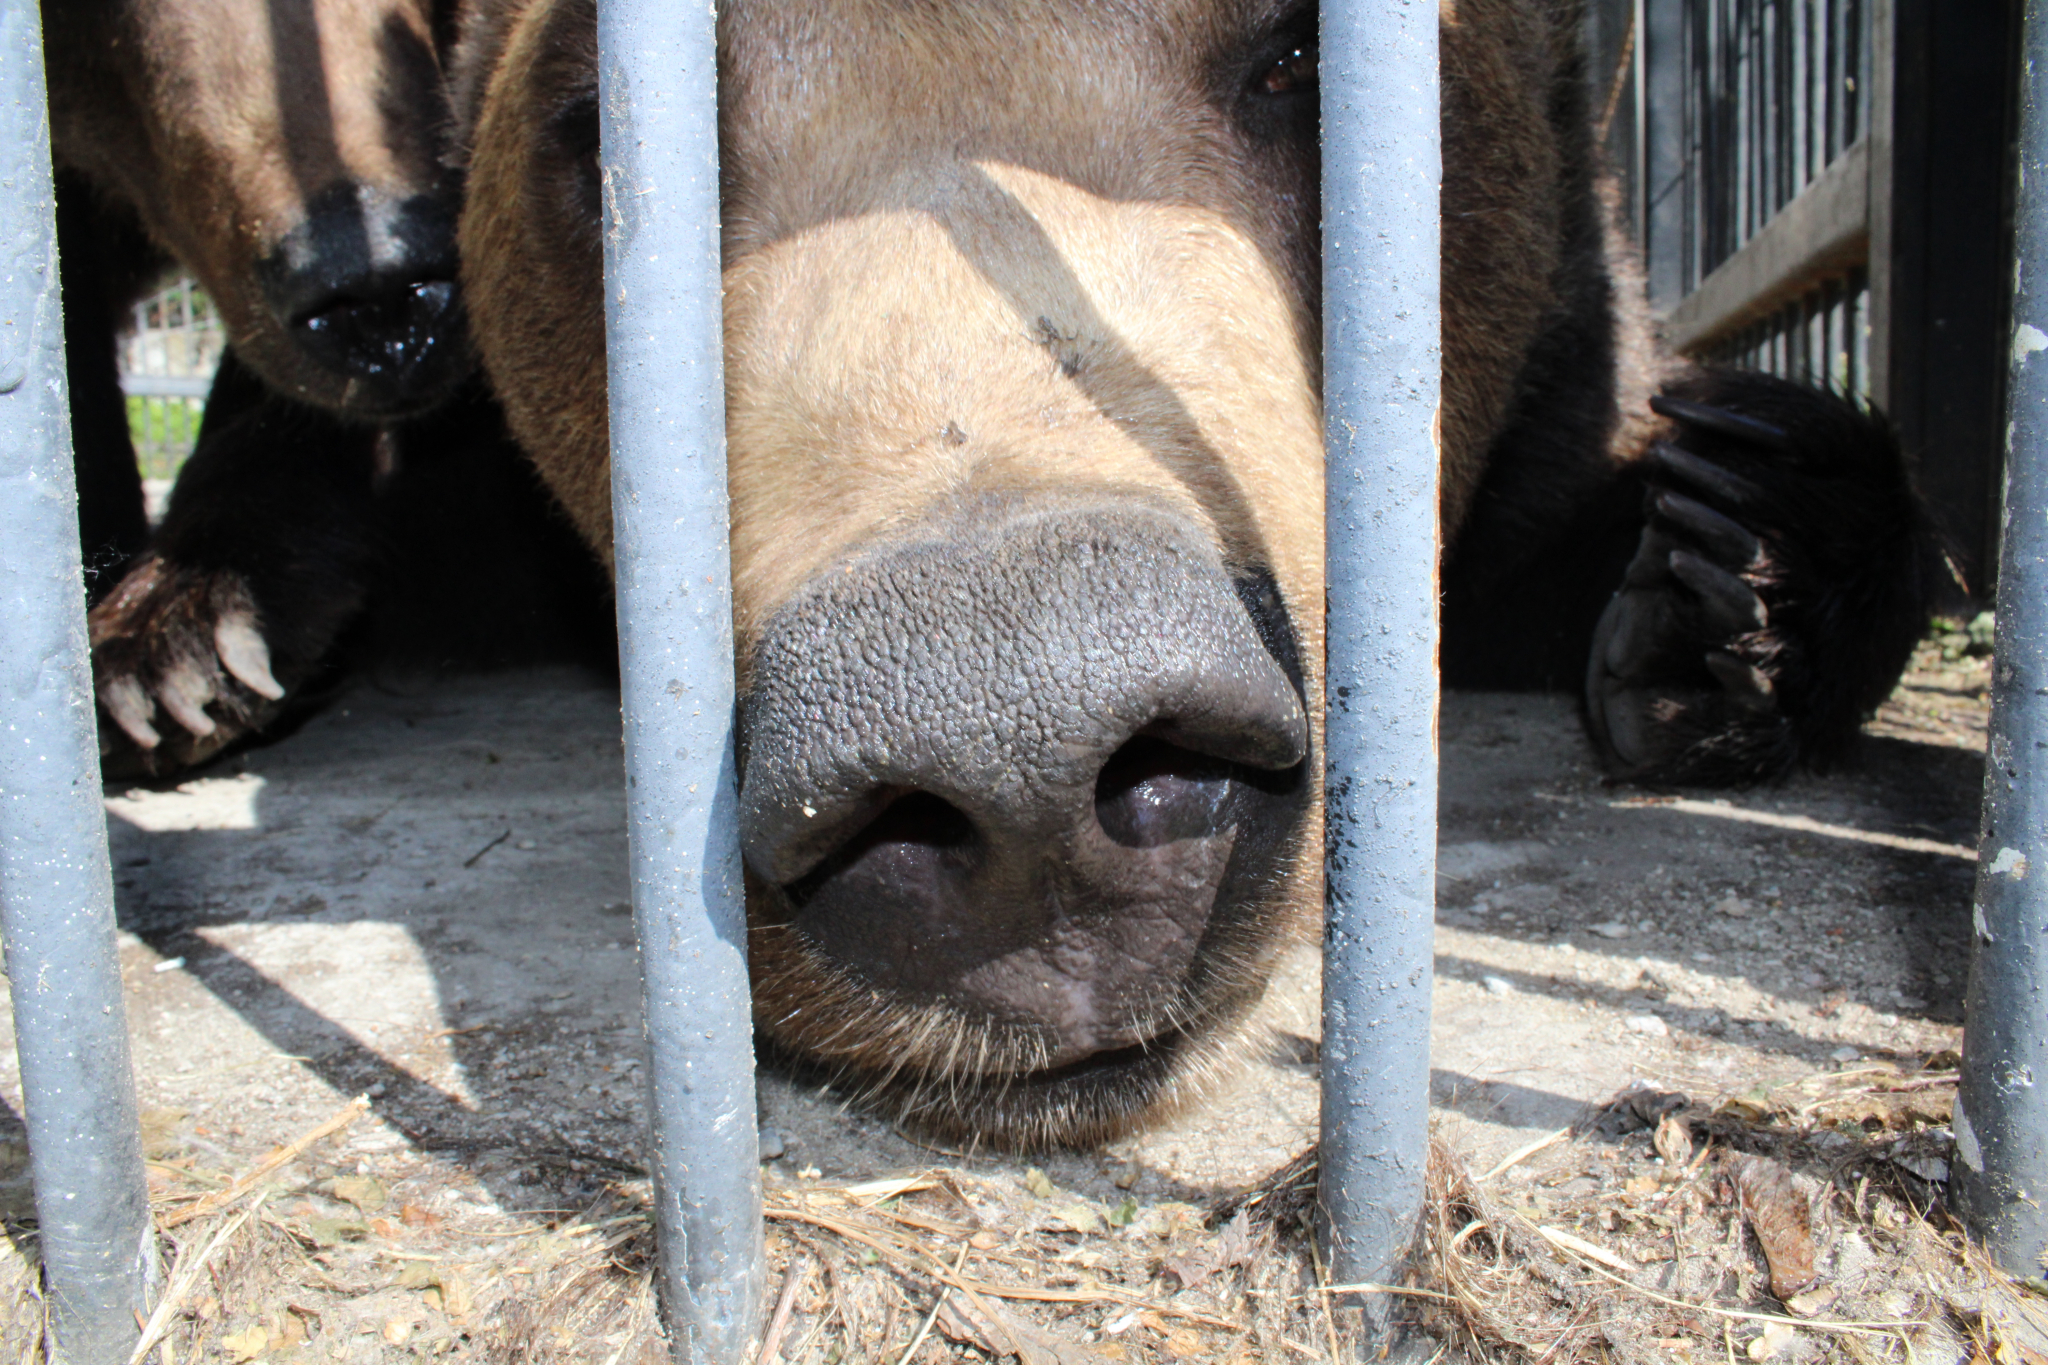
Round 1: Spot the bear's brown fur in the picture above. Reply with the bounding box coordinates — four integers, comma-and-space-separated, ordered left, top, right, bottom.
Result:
44, 0, 460, 413
66, 0, 613, 775
450, 0, 1930, 1143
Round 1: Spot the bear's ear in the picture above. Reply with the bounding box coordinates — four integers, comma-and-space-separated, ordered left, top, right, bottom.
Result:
446, 0, 593, 171
447, 3, 520, 169
549, 94, 602, 229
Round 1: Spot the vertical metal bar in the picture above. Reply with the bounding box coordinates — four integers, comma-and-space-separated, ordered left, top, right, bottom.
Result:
1318, 0, 1440, 1347
1866, 0, 1897, 412
1954, 0, 2048, 1279
1644, 0, 1689, 308
0, 3, 158, 1360
593, 2, 764, 1360
1796, 0, 1812, 194
1634, 0, 1651, 247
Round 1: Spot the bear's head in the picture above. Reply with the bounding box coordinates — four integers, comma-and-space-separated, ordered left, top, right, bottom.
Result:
459, 0, 1540, 1146
47, 0, 471, 416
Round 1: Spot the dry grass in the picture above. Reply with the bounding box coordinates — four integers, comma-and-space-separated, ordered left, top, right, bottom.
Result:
3, 1053, 2044, 1362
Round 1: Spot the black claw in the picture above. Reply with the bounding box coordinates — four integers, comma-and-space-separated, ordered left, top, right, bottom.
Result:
1669, 549, 1768, 633
1704, 650, 1775, 705
1655, 491, 1763, 568
1649, 442, 1766, 507
1650, 394, 1793, 452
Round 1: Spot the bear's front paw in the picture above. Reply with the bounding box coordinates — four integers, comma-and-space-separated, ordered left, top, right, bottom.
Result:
1585, 378, 1929, 785
90, 556, 288, 777
1586, 401, 1791, 781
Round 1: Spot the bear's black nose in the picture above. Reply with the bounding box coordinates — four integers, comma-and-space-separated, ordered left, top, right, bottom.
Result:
260, 182, 467, 413
739, 501, 1311, 1068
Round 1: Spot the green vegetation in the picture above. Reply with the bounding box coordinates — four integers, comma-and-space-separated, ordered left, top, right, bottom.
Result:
126, 394, 206, 481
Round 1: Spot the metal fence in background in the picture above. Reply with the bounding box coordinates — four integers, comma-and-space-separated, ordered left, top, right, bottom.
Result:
1648, 0, 1869, 303
1589, 0, 1873, 392
118, 275, 221, 487
1705, 263, 1868, 393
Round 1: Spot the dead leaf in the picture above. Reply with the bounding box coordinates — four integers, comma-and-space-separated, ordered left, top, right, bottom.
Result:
1729, 1156, 1817, 1300
1720, 1087, 1775, 1123
441, 1271, 474, 1319
1783, 1286, 1838, 1318
299, 1215, 367, 1246
1587, 1083, 1689, 1136
382, 1317, 414, 1345
398, 1262, 443, 1290
329, 1174, 386, 1212
1024, 1168, 1055, 1199
1747, 1321, 1796, 1359
399, 1202, 441, 1229
1162, 1210, 1255, 1292
1654, 1113, 1693, 1168
1624, 1174, 1660, 1197
1813, 1088, 1954, 1131
1052, 1201, 1103, 1234
844, 1175, 939, 1204
220, 1323, 268, 1360
139, 1108, 191, 1159
936, 1288, 1105, 1364
1106, 1196, 1138, 1228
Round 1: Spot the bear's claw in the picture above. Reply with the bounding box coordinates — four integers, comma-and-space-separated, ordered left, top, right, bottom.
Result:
214, 610, 287, 700
1649, 393, 1792, 452
1647, 439, 1766, 506
1653, 491, 1760, 566
90, 555, 287, 774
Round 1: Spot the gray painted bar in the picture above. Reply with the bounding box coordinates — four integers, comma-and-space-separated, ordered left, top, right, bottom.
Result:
0, 2, 158, 1359
1318, 0, 1443, 1346
593, 1, 765, 1358
1954, 0, 2048, 1280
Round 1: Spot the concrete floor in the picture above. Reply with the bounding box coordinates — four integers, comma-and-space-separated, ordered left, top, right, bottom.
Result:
0, 655, 1981, 1223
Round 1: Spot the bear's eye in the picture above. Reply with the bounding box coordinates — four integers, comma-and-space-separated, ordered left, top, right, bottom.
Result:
1259, 44, 1317, 98
1231, 7, 1317, 146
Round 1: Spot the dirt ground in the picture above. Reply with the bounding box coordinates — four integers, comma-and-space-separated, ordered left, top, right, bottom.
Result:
0, 627, 2033, 1362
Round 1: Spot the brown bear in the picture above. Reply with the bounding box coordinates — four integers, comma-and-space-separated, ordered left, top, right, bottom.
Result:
52, 0, 608, 773
45, 0, 474, 421
450, 0, 1929, 1146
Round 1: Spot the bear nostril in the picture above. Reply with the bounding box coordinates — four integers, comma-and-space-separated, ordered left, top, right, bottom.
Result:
257, 184, 467, 410
1094, 735, 1237, 848
293, 277, 458, 369
783, 789, 978, 907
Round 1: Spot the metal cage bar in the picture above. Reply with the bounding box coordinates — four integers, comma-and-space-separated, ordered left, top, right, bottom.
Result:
0, 2, 158, 1359
594, 1, 765, 1359
1318, 0, 1443, 1342
1955, 0, 2048, 1278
